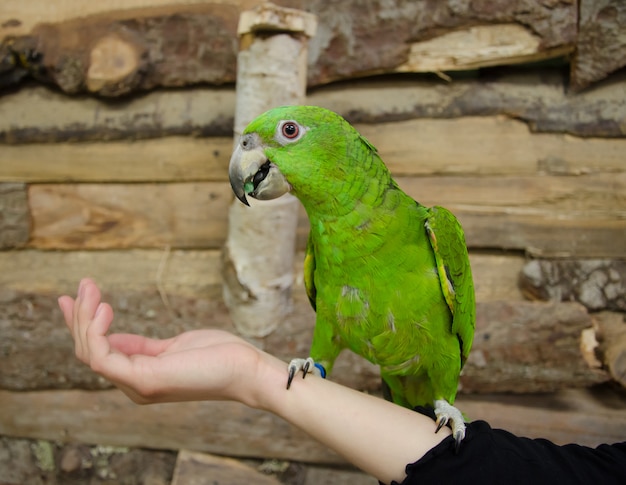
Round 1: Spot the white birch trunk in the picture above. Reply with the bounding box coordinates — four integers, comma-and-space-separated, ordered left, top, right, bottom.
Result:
222, 3, 317, 337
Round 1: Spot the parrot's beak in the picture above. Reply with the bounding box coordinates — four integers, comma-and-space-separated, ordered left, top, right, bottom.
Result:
228, 133, 291, 206
228, 142, 253, 206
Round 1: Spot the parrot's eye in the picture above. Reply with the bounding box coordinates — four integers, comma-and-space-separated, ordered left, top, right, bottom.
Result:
275, 120, 307, 144
282, 122, 299, 139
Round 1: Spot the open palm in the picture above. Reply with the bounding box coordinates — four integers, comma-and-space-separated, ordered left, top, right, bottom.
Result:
58, 279, 263, 405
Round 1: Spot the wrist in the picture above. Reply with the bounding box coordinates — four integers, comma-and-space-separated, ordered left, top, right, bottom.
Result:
237, 350, 287, 411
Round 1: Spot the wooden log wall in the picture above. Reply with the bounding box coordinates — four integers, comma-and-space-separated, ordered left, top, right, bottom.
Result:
2, 0, 626, 93
1, 0, 625, 471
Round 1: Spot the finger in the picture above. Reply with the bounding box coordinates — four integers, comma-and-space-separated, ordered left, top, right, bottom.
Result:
85, 301, 115, 363
73, 278, 101, 359
69, 279, 88, 354
58, 295, 76, 331
72, 278, 88, 325
81, 303, 140, 386
76, 278, 101, 327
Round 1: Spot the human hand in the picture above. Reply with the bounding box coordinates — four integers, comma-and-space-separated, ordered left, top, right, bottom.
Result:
58, 278, 270, 407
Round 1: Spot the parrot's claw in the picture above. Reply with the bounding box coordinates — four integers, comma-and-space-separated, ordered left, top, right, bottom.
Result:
286, 357, 322, 389
434, 399, 466, 453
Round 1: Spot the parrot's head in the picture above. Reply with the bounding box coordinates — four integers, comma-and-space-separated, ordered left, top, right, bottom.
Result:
228, 105, 378, 208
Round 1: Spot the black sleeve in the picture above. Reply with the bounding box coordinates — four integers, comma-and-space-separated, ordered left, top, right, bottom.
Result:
392, 409, 626, 485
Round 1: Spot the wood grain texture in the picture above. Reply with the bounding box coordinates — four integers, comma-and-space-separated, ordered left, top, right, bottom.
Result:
0, 183, 29, 248
312, 70, 626, 139
0, 85, 236, 143
458, 386, 626, 447
3, 116, 623, 184
172, 450, 283, 485
0, 136, 232, 182
364, 117, 626, 176
3, 70, 625, 144
397, 173, 626, 257
24, 171, 626, 257
28, 183, 232, 249
461, 301, 608, 394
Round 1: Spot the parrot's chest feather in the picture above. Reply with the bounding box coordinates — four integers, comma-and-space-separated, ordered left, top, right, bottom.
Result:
307, 191, 451, 369
324, 274, 437, 368
336, 285, 369, 323
313, 233, 443, 368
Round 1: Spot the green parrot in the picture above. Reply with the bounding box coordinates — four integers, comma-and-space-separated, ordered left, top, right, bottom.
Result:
228, 106, 475, 447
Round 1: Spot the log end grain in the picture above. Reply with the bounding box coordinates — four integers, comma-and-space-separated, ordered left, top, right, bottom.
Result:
86, 33, 146, 96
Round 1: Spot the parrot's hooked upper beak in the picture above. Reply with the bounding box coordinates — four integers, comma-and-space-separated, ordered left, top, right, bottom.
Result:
228, 133, 291, 206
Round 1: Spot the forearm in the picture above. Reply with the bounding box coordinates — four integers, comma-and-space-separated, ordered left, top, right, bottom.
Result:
251, 353, 450, 484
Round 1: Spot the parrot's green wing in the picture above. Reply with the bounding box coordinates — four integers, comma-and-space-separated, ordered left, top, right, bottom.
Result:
303, 232, 317, 311
425, 206, 475, 367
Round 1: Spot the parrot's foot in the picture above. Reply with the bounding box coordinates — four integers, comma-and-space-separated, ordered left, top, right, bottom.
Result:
286, 357, 325, 389
434, 399, 466, 452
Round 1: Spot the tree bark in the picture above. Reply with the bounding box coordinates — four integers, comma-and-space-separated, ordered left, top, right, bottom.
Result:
520, 259, 626, 312
571, 0, 626, 91
222, 4, 317, 337
0, 0, 582, 94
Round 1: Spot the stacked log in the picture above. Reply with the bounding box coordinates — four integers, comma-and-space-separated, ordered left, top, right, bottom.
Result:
2, 0, 624, 94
